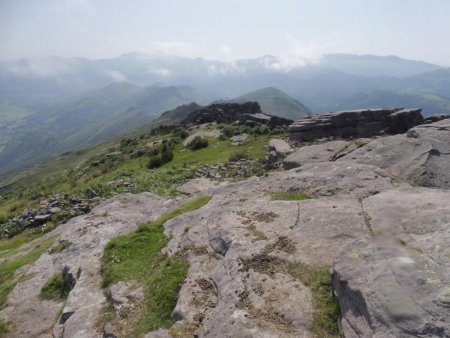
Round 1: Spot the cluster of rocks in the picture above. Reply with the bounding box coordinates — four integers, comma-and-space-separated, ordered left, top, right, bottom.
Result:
289, 108, 424, 142
230, 133, 248, 145
265, 138, 293, 169
0, 193, 98, 238
107, 179, 137, 193
193, 159, 263, 181
181, 102, 293, 128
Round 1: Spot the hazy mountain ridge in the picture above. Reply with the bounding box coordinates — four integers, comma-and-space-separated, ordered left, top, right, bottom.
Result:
222, 87, 311, 120
2, 52, 450, 177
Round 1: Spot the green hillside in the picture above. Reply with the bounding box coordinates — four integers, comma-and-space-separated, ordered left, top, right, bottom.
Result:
0, 84, 217, 178
229, 87, 311, 120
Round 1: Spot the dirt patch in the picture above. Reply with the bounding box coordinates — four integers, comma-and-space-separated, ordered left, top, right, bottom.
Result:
263, 236, 296, 254
185, 245, 209, 256
236, 286, 296, 334
240, 254, 288, 277
236, 211, 279, 224
236, 211, 279, 242
190, 278, 217, 310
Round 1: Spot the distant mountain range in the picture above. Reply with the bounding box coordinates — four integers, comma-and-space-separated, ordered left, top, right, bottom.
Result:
1, 52, 450, 177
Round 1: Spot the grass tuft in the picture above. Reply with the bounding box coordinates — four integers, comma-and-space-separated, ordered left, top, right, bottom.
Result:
0, 318, 8, 334
101, 195, 212, 336
40, 272, 72, 301
288, 262, 340, 337
269, 191, 311, 201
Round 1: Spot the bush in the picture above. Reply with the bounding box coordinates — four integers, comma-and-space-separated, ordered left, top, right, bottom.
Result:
222, 125, 235, 138
173, 128, 189, 140
147, 144, 174, 169
186, 136, 208, 151
147, 156, 163, 169
229, 151, 251, 162
161, 148, 174, 163
253, 125, 270, 135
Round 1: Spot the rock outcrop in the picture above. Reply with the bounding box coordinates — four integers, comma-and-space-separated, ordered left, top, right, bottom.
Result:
0, 193, 182, 338
333, 187, 450, 338
1, 120, 449, 338
284, 120, 450, 189
339, 119, 450, 188
182, 102, 293, 128
289, 108, 423, 142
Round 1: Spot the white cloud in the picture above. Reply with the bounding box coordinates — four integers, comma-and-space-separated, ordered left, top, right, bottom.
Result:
147, 67, 171, 77
6, 58, 76, 77
261, 41, 324, 72
151, 41, 197, 57
105, 70, 127, 82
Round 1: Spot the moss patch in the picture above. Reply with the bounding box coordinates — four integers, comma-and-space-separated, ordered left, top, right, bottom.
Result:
101, 196, 212, 337
269, 191, 311, 201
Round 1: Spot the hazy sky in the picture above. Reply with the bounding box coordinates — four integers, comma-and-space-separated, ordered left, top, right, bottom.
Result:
1, 0, 449, 65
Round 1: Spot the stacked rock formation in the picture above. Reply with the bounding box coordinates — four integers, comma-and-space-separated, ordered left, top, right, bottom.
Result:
182, 102, 293, 127
289, 108, 423, 141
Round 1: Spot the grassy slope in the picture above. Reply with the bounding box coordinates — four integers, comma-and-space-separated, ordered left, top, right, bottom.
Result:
0, 236, 55, 308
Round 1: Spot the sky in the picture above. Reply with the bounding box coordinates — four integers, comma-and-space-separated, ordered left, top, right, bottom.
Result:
1, 0, 449, 66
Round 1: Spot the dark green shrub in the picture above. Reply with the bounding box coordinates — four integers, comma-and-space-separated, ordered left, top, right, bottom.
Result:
147, 144, 174, 169
161, 148, 174, 163
253, 125, 270, 135
147, 156, 163, 169
222, 125, 235, 137
173, 128, 189, 140
186, 136, 208, 151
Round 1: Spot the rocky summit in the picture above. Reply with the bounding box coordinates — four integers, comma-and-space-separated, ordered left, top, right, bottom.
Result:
0, 111, 449, 338
289, 108, 423, 142
181, 102, 293, 128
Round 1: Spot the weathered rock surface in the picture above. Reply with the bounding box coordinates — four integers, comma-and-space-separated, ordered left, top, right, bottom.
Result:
423, 114, 450, 124
333, 187, 450, 338
283, 140, 363, 169
178, 178, 220, 195
156, 162, 408, 337
268, 139, 291, 156
183, 130, 221, 146
340, 119, 450, 188
289, 108, 423, 142
2, 126, 449, 337
231, 133, 248, 145
0, 193, 182, 338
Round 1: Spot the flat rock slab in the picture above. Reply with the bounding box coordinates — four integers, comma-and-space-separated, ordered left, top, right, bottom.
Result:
289, 108, 423, 142
178, 178, 221, 195
333, 187, 450, 338
0, 193, 182, 338
231, 133, 249, 145
284, 140, 353, 169
183, 130, 221, 146
340, 120, 450, 189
